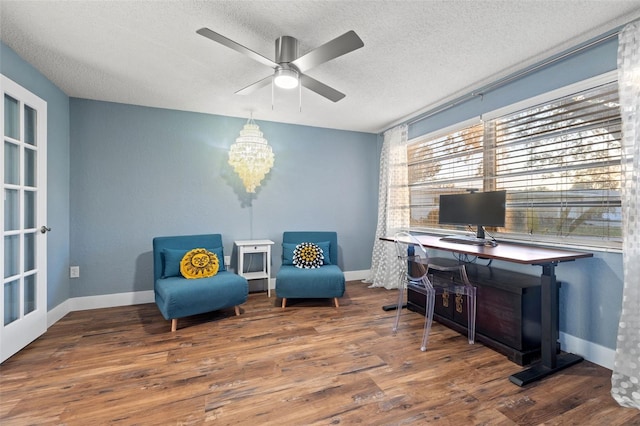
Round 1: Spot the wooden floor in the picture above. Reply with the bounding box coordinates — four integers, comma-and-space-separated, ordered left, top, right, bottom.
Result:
1, 281, 639, 425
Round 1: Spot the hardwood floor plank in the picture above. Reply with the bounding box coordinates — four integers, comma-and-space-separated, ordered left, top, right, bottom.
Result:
1, 281, 638, 425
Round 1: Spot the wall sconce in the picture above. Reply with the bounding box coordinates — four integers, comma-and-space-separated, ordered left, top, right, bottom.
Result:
228, 116, 275, 193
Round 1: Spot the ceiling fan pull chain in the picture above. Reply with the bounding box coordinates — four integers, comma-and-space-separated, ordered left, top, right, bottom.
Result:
271, 78, 275, 111
299, 81, 302, 112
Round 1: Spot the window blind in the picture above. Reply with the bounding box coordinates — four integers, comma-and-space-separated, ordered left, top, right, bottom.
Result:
491, 82, 622, 247
408, 123, 484, 229
407, 80, 622, 249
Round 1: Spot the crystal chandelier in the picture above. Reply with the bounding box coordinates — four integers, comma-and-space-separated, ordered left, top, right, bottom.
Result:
228, 117, 275, 193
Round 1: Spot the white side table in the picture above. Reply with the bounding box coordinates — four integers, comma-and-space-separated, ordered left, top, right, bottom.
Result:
234, 240, 275, 296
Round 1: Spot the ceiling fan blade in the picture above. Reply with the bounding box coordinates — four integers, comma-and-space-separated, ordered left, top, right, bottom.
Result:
235, 75, 273, 95
291, 30, 364, 73
197, 27, 278, 69
300, 74, 345, 102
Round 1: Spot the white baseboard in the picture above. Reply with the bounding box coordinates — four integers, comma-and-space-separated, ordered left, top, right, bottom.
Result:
47, 270, 371, 328
345, 269, 370, 281
47, 270, 613, 371
70, 290, 155, 311
560, 332, 615, 370
47, 290, 154, 327
47, 299, 71, 327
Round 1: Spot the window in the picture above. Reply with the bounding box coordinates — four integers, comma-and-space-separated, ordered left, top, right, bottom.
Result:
408, 77, 622, 249
408, 121, 484, 229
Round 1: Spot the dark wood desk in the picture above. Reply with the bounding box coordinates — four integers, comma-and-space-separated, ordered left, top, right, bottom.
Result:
382, 233, 594, 386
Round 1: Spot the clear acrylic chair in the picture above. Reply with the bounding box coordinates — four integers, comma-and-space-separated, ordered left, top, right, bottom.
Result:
392, 231, 477, 351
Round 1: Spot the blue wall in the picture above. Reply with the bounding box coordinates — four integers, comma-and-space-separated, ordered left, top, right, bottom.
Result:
1, 42, 71, 311
411, 33, 623, 350
68, 99, 379, 297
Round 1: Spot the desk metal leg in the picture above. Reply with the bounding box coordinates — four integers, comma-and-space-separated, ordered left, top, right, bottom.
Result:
509, 262, 583, 386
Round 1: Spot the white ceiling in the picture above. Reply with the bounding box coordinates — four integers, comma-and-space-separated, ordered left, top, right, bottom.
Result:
2, 1, 640, 134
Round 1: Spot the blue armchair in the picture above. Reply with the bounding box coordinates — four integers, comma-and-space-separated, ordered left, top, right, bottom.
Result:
275, 231, 345, 308
153, 234, 248, 331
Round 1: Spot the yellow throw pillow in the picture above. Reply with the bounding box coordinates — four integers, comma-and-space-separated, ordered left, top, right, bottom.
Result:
180, 248, 220, 279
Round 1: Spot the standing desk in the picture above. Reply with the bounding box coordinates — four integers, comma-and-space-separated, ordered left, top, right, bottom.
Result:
383, 233, 593, 386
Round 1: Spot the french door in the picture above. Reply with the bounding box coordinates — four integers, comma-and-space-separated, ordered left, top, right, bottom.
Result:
1, 75, 48, 363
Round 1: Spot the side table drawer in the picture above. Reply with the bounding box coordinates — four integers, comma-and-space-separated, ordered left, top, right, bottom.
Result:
243, 245, 268, 253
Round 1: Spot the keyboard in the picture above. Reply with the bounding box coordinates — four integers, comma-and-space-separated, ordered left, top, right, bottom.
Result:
439, 235, 494, 246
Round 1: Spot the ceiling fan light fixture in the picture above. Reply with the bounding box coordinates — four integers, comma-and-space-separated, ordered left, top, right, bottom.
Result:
274, 68, 299, 89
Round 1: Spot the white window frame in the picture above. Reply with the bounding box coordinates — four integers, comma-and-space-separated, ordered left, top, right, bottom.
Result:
408, 71, 621, 252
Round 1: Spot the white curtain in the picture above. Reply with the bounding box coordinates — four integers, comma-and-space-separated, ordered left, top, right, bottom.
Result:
364, 124, 410, 289
612, 19, 640, 409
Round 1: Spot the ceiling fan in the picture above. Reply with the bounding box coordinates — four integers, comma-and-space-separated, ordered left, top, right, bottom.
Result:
196, 28, 364, 102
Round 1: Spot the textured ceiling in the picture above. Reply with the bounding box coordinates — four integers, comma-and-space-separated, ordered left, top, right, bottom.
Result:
2, 1, 640, 133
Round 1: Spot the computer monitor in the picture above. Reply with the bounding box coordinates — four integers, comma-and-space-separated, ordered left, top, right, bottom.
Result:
438, 190, 506, 239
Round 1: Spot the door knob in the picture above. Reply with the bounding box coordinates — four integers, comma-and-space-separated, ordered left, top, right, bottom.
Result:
40, 226, 51, 234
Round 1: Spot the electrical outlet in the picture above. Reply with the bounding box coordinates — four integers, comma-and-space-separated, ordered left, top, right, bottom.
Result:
70, 266, 80, 278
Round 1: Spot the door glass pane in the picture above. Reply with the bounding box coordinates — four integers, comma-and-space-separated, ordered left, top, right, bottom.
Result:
4, 235, 19, 278
24, 274, 36, 315
4, 280, 19, 325
4, 94, 19, 139
24, 190, 36, 229
24, 104, 37, 146
4, 141, 19, 184
24, 232, 35, 271
24, 148, 36, 187
4, 189, 19, 231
